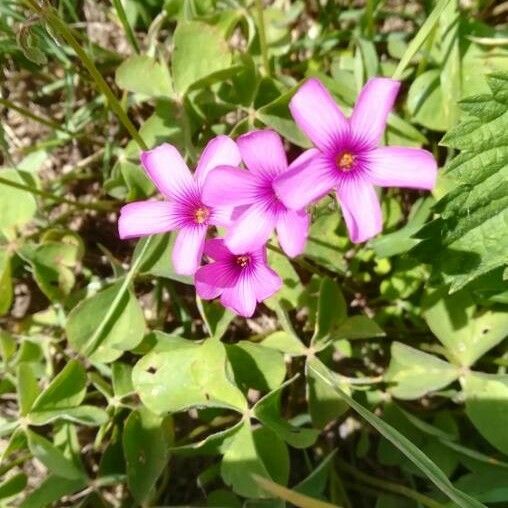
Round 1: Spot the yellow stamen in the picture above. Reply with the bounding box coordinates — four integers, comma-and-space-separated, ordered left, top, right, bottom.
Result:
236, 255, 250, 267
194, 207, 210, 224
336, 152, 355, 172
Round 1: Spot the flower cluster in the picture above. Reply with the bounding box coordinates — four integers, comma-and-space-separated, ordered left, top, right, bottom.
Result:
118, 77, 437, 317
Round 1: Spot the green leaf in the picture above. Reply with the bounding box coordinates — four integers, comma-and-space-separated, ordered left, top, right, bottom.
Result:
112, 362, 134, 398
384, 342, 459, 399
0, 473, 27, 500
17, 362, 41, 416
423, 286, 508, 367
197, 298, 235, 340
294, 451, 336, 499
266, 247, 303, 310
27, 430, 86, 480
415, 73, 508, 291
0, 249, 12, 315
333, 315, 385, 340
308, 358, 486, 508
312, 277, 347, 347
28, 406, 109, 426
116, 54, 173, 97
30, 360, 86, 413
172, 21, 231, 95
227, 341, 286, 392
0, 169, 37, 231
132, 337, 247, 413
123, 408, 172, 504
66, 281, 146, 363
464, 372, 508, 455
19, 475, 85, 508
254, 377, 319, 448
261, 331, 306, 356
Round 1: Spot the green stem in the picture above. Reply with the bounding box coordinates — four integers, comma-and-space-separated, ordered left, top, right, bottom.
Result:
111, 0, 140, 54
267, 242, 325, 277
0, 176, 112, 212
23, 0, 147, 150
82, 236, 154, 356
337, 460, 445, 508
0, 98, 74, 135
254, 0, 271, 77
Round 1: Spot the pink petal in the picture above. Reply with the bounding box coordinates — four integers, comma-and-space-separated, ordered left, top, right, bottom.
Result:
276, 209, 309, 257
274, 152, 336, 210
289, 78, 348, 152
367, 147, 437, 190
221, 276, 257, 317
337, 179, 382, 243
225, 203, 277, 255
118, 201, 178, 239
140, 143, 193, 198
172, 226, 207, 275
237, 130, 287, 178
195, 135, 241, 187
350, 78, 400, 147
203, 238, 232, 261
195, 261, 237, 300
201, 166, 260, 208
251, 265, 282, 302
210, 205, 235, 227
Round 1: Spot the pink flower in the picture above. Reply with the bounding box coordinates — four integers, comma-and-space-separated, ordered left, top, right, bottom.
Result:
118, 136, 241, 275
195, 239, 282, 317
274, 78, 438, 243
201, 130, 310, 257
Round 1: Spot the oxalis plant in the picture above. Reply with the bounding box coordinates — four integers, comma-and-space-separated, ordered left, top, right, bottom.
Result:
0, 0, 507, 507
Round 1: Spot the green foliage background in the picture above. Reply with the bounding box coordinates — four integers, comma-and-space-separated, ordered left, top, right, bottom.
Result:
0, 0, 507, 506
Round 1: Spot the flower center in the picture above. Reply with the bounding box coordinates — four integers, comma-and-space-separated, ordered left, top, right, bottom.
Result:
193, 206, 210, 224
236, 255, 251, 268
336, 152, 356, 172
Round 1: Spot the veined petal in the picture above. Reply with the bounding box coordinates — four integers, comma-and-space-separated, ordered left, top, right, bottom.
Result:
337, 179, 382, 243
225, 203, 277, 254
289, 78, 348, 152
237, 130, 287, 178
195, 135, 241, 187
276, 209, 309, 257
203, 238, 232, 261
118, 201, 178, 239
140, 143, 193, 198
274, 153, 336, 210
221, 276, 257, 317
251, 265, 282, 302
367, 146, 437, 190
350, 78, 400, 147
195, 260, 237, 300
201, 166, 260, 207
172, 226, 207, 275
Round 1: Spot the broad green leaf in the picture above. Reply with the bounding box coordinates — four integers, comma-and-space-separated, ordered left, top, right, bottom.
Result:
454, 469, 508, 504
0, 169, 37, 231
28, 406, 109, 427
112, 362, 134, 398
308, 359, 486, 508
133, 337, 246, 413
306, 362, 349, 429
0, 250, 12, 315
17, 362, 40, 416
30, 360, 86, 413
116, 54, 172, 97
266, 247, 303, 310
384, 342, 459, 399
254, 378, 319, 448
254, 475, 337, 508
294, 450, 336, 498
123, 408, 172, 504
464, 372, 508, 455
227, 341, 286, 392
66, 281, 146, 363
172, 21, 231, 95
261, 330, 306, 356
27, 430, 86, 480
415, 73, 508, 291
423, 286, 508, 367
19, 475, 85, 508
312, 277, 347, 347
333, 315, 385, 340
221, 421, 288, 498
0, 473, 27, 500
